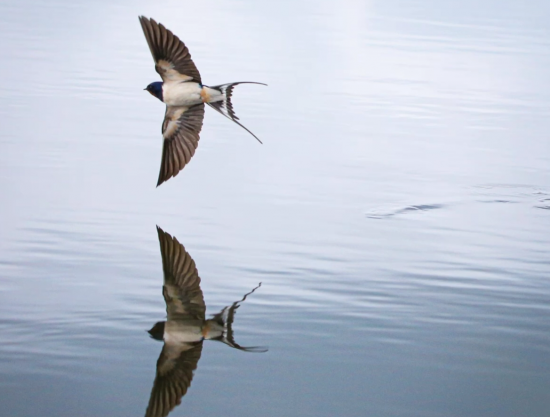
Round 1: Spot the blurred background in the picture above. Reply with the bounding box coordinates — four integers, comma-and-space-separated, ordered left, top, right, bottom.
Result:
1, 0, 549, 416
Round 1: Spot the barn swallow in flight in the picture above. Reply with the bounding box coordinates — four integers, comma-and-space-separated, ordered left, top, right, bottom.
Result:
139, 16, 266, 186
144, 227, 266, 417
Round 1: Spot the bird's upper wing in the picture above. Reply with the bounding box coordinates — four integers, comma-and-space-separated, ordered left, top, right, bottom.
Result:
157, 104, 205, 186
157, 227, 205, 321
139, 16, 201, 83
145, 342, 203, 417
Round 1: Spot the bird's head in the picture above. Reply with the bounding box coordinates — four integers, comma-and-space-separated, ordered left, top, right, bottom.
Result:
148, 321, 165, 341
144, 81, 163, 102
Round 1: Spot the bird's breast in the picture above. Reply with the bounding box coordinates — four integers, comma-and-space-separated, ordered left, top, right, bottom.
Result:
162, 81, 203, 106
164, 320, 204, 343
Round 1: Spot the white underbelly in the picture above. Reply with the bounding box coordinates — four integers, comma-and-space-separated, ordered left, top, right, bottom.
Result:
164, 320, 203, 343
162, 81, 203, 106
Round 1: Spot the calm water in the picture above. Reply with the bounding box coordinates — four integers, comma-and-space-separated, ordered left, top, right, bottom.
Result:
1, 0, 550, 416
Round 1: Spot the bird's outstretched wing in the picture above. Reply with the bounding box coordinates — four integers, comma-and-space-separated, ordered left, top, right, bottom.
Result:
157, 104, 204, 187
139, 16, 202, 83
206, 82, 266, 144
157, 227, 205, 321
145, 342, 203, 417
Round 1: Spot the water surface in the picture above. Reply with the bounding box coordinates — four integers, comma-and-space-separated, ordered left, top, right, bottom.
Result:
1, 1, 550, 416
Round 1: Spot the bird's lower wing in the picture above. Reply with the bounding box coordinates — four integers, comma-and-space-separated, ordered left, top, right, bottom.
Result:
158, 104, 205, 187
145, 342, 203, 417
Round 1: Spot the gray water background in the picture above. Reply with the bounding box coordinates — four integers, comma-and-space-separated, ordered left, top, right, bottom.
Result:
1, 0, 550, 416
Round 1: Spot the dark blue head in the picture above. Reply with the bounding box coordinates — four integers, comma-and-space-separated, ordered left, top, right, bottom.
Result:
145, 81, 163, 102
148, 321, 165, 341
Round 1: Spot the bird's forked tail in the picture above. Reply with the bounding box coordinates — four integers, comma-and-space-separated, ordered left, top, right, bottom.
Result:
204, 82, 266, 144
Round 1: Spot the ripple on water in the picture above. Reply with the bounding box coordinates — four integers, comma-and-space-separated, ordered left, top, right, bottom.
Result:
366, 203, 445, 219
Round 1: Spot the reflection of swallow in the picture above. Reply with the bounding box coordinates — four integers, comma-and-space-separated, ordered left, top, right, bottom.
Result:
139, 17, 267, 187
203, 285, 267, 352
145, 227, 266, 417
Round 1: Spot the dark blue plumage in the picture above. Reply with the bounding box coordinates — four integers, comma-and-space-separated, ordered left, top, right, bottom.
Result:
145, 81, 163, 102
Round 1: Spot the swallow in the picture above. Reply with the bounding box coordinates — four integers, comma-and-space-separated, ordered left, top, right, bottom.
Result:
139, 16, 267, 186
144, 227, 266, 417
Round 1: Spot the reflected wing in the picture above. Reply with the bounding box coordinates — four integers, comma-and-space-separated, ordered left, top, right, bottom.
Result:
158, 104, 205, 186
208, 283, 267, 352
157, 227, 205, 321
145, 342, 203, 417
139, 16, 201, 83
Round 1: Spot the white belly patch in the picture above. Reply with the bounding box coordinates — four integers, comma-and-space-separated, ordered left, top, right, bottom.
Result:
162, 81, 203, 106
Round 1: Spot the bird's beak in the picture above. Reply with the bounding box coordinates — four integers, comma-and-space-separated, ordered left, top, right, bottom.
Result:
143, 88, 147, 90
